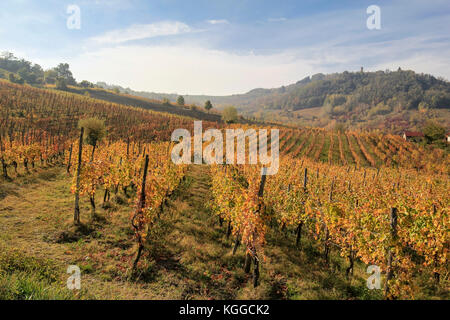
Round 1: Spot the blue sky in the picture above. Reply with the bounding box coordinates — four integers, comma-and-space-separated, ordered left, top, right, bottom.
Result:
1, 0, 450, 95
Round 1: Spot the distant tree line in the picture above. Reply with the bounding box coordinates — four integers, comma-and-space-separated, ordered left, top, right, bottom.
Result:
0, 51, 95, 91
255, 70, 450, 112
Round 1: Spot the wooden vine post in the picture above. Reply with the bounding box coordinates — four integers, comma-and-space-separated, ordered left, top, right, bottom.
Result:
296, 167, 308, 247
432, 204, 440, 283
232, 233, 240, 255
67, 143, 73, 173
246, 170, 259, 279
226, 221, 232, 239
384, 207, 397, 299
244, 251, 252, 274
252, 168, 267, 288
0, 137, 8, 179
126, 137, 130, 158
228, 164, 241, 256
132, 154, 149, 271
303, 167, 308, 190
102, 187, 109, 207
323, 179, 334, 265
74, 128, 84, 225
1, 157, 7, 179
345, 247, 354, 279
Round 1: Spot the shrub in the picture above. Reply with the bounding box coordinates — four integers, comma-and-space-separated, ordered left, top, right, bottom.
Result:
222, 106, 238, 123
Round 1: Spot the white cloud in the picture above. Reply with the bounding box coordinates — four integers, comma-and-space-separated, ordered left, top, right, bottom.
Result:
69, 34, 450, 96
70, 45, 317, 95
206, 19, 229, 25
89, 21, 192, 44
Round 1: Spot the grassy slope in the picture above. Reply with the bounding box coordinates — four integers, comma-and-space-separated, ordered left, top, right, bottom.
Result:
65, 86, 222, 122
0, 68, 9, 79
0, 164, 446, 300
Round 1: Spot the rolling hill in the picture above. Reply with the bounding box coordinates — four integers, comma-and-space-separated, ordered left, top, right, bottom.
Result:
1, 52, 449, 132
66, 86, 222, 122
100, 69, 450, 133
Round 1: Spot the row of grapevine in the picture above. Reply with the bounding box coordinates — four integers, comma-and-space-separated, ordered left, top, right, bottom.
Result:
209, 164, 267, 287
0, 130, 69, 178
0, 79, 219, 145
278, 128, 449, 174
208, 155, 448, 298
264, 156, 448, 299
65, 132, 187, 270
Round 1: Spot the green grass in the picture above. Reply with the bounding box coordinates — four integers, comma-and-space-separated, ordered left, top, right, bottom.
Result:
339, 133, 356, 165
0, 249, 79, 300
318, 134, 330, 162
0, 273, 76, 300
347, 134, 370, 167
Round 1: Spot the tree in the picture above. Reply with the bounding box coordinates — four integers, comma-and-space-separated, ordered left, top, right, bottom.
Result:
56, 77, 67, 90
0, 51, 15, 60
54, 63, 76, 85
78, 118, 106, 161
8, 73, 16, 83
334, 122, 346, 133
44, 70, 58, 84
18, 67, 33, 84
222, 106, 238, 123
423, 121, 446, 143
31, 64, 44, 79
323, 102, 333, 115
177, 95, 185, 106
324, 94, 347, 107
204, 100, 213, 112
1, 53, 44, 84
8, 73, 24, 84
79, 80, 94, 88
113, 87, 120, 94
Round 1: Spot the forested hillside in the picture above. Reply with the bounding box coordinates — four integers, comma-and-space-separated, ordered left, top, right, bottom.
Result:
245, 70, 450, 111
98, 69, 450, 132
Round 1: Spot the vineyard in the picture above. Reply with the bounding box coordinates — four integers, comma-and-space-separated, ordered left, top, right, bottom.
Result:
0, 79, 218, 144
278, 128, 449, 174
0, 80, 448, 300
209, 156, 448, 299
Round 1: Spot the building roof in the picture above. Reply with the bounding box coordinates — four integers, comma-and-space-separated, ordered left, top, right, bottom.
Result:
403, 131, 424, 137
